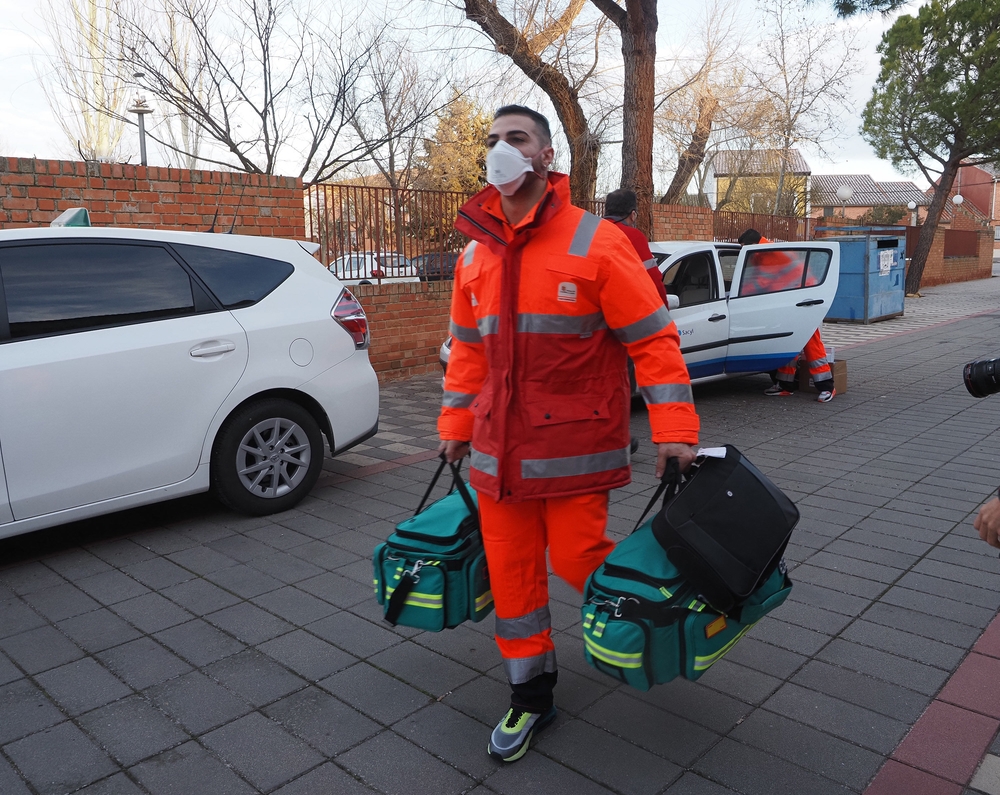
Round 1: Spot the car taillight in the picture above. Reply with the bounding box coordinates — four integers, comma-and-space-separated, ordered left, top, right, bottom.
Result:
332, 289, 370, 349
371, 268, 385, 279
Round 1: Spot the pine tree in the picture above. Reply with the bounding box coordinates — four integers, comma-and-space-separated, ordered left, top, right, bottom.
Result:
416, 93, 491, 194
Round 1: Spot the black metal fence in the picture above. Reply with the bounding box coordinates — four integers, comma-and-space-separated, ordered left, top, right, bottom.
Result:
714, 210, 814, 242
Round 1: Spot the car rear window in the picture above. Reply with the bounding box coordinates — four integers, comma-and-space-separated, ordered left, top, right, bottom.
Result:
173, 244, 293, 308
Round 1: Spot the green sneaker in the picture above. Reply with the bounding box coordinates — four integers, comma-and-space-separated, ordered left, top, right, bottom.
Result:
488, 706, 557, 762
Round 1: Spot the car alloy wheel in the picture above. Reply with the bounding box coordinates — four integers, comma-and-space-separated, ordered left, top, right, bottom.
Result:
236, 417, 312, 498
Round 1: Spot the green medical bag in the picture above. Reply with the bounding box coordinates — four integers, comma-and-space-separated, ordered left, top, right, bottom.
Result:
373, 457, 493, 631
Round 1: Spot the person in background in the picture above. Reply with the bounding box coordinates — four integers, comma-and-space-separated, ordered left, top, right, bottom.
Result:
603, 188, 669, 306
737, 228, 836, 403
439, 105, 700, 763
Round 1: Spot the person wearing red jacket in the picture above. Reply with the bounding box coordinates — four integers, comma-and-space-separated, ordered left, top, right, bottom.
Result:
602, 188, 669, 306
737, 228, 835, 402
439, 105, 700, 763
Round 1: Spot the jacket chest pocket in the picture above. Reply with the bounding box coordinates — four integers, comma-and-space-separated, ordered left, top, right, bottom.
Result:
525, 394, 610, 427
541, 256, 600, 312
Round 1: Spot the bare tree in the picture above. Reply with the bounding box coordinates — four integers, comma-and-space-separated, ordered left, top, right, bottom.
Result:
37, 0, 130, 161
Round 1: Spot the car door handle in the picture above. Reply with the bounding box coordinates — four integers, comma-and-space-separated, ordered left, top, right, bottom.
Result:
190, 342, 236, 358
708, 314, 727, 322
796, 299, 824, 307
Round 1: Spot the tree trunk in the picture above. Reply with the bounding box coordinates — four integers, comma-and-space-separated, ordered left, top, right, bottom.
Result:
906, 160, 960, 295
463, 0, 599, 205
619, 0, 658, 236
660, 95, 718, 206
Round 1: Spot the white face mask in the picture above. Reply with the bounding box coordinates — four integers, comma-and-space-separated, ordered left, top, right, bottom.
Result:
486, 140, 536, 196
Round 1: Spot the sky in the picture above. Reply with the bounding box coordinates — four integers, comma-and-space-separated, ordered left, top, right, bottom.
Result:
0, 0, 927, 189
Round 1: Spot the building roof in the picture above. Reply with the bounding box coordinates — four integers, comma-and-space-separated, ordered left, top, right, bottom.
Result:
811, 174, 930, 207
712, 149, 811, 177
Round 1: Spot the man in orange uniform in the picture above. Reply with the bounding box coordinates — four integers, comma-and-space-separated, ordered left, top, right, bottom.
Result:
438, 105, 700, 762
603, 188, 669, 306
737, 228, 835, 402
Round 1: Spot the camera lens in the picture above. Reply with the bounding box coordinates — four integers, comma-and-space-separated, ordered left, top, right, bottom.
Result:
964, 358, 1000, 398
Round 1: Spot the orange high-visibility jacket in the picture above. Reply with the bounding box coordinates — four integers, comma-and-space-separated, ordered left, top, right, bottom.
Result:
438, 173, 699, 503
742, 235, 801, 295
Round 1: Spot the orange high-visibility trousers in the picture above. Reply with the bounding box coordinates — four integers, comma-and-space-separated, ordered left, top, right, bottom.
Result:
776, 328, 832, 388
477, 491, 614, 685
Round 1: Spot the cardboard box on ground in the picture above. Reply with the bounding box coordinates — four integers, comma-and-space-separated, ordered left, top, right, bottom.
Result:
797, 359, 847, 394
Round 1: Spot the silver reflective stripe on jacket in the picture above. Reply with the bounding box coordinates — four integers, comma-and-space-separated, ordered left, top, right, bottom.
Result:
643, 257, 658, 271
477, 315, 499, 337
442, 390, 477, 409
449, 320, 481, 344
611, 306, 672, 344
461, 240, 478, 266
517, 312, 607, 335
503, 651, 558, 684
639, 383, 694, 405
471, 447, 499, 477
496, 605, 551, 640
567, 212, 601, 257
521, 447, 630, 479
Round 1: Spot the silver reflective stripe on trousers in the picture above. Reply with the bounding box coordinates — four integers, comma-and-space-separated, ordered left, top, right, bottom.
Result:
449, 320, 482, 344
612, 306, 672, 344
442, 390, 477, 408
809, 357, 829, 369
503, 650, 558, 684
517, 312, 607, 335
639, 383, 694, 405
477, 315, 499, 337
496, 605, 551, 640
471, 448, 499, 477
461, 240, 478, 266
522, 447, 630, 479
567, 212, 602, 257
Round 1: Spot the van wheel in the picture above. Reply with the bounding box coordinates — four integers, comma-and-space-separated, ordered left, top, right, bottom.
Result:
211, 398, 324, 515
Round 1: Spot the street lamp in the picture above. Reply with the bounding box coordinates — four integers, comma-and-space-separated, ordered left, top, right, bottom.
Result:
953, 194, 965, 206
836, 185, 853, 218
907, 201, 918, 226
127, 72, 153, 167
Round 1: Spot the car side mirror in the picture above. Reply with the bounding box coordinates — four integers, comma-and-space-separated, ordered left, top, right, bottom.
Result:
666, 294, 680, 311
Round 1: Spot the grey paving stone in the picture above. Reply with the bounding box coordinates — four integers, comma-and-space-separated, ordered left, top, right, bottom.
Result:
75, 570, 151, 605
205, 563, 286, 599
21, 583, 102, 622
0, 679, 63, 745
201, 711, 324, 792
146, 670, 251, 734
763, 681, 909, 754
412, 622, 501, 673
839, 527, 932, 556
481, 746, 618, 795
121, 557, 194, 590
581, 690, 719, 767
393, 702, 495, 779
693, 737, 853, 795
545, 665, 614, 716
915, 558, 1000, 591
0, 597, 47, 639
257, 629, 358, 681
297, 571, 372, 610
717, 637, 807, 679
535, 716, 682, 795
627, 677, 751, 734
785, 581, 870, 617
0, 755, 31, 795
111, 592, 194, 634
77, 694, 189, 766
153, 619, 245, 667
204, 649, 305, 707
271, 762, 381, 794
663, 773, 740, 794
730, 709, 883, 790
130, 740, 255, 795
318, 662, 429, 725
207, 534, 275, 562
248, 551, 325, 584
74, 772, 145, 794
862, 601, 982, 648
263, 686, 380, 756
0, 624, 83, 674
34, 657, 132, 715
0, 649, 22, 687
307, 611, 400, 658
86, 539, 157, 568
251, 586, 339, 625
789, 565, 888, 599
880, 584, 997, 628
205, 601, 294, 645
57, 609, 143, 653
42, 549, 115, 580
96, 637, 193, 690
840, 619, 966, 669
160, 578, 242, 616
695, 658, 783, 705
791, 659, 929, 723
286, 539, 363, 571
165, 545, 238, 575
336, 730, 476, 795
4, 720, 118, 795
131, 528, 200, 556
748, 617, 832, 657
769, 599, 855, 635
443, 674, 513, 726
0, 562, 65, 594
245, 523, 313, 551
369, 640, 479, 698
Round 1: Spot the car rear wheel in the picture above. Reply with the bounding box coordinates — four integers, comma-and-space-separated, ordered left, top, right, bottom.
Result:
211, 398, 324, 515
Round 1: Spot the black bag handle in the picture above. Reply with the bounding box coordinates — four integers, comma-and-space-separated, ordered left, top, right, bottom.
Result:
414, 453, 477, 518
631, 457, 683, 533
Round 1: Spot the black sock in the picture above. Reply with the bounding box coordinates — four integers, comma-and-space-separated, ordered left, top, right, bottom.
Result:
510, 671, 558, 713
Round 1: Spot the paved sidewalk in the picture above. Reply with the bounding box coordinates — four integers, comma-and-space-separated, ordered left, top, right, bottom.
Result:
3, 279, 1000, 794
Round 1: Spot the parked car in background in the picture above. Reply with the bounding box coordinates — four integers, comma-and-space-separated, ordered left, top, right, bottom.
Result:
413, 251, 460, 281
329, 251, 420, 285
0, 213, 380, 540
439, 240, 840, 387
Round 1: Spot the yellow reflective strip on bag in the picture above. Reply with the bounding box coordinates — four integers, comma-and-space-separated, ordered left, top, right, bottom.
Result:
659, 586, 673, 598
385, 586, 444, 609
593, 619, 607, 639
584, 634, 643, 669
693, 623, 756, 671
475, 590, 494, 611
583, 611, 595, 629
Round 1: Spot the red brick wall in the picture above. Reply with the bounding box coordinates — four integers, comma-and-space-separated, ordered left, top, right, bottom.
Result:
651, 204, 713, 241
921, 228, 993, 287
353, 281, 452, 383
0, 158, 305, 237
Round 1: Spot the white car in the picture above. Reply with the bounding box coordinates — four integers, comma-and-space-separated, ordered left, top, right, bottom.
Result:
439, 239, 840, 385
329, 251, 420, 285
0, 219, 380, 540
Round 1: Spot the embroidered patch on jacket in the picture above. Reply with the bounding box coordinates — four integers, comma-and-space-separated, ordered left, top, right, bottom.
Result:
557, 282, 578, 303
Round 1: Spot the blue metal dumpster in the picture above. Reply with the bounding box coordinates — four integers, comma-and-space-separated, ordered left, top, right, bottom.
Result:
819, 227, 906, 323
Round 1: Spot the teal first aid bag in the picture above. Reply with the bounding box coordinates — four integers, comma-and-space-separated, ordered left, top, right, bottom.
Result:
581, 456, 792, 690
373, 457, 493, 631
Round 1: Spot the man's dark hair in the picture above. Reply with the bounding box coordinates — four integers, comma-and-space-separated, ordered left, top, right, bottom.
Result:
604, 188, 638, 220
494, 105, 552, 145
738, 228, 762, 246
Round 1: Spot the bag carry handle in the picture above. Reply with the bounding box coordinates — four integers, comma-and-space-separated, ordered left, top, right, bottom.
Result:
414, 453, 477, 518
631, 457, 683, 533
